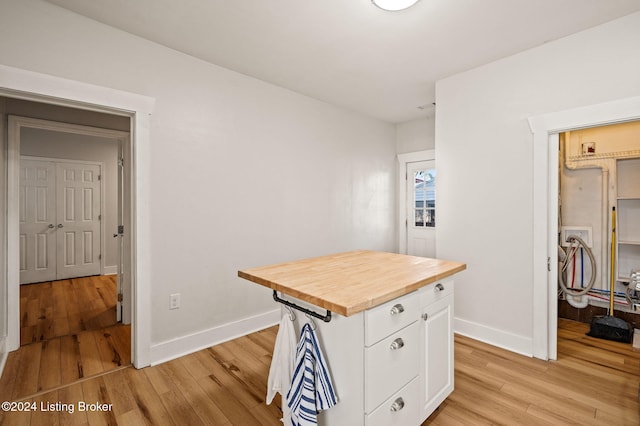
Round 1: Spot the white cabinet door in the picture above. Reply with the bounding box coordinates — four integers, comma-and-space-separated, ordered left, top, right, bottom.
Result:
420, 290, 454, 421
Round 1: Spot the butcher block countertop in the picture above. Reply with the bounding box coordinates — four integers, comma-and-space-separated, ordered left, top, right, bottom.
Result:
238, 250, 466, 317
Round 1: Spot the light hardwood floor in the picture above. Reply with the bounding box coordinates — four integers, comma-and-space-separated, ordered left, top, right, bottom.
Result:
424, 319, 640, 425
1, 324, 131, 402
20, 276, 118, 346
1, 319, 639, 425
0, 276, 130, 403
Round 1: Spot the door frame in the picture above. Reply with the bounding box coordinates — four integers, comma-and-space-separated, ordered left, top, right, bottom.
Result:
0, 64, 154, 368
397, 150, 435, 254
19, 155, 106, 281
528, 95, 640, 361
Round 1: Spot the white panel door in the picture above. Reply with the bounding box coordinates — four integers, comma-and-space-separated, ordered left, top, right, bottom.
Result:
407, 160, 436, 257
56, 162, 101, 279
19, 158, 102, 284
19, 160, 57, 284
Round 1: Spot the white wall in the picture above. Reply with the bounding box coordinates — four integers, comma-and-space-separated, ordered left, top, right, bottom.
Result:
20, 128, 119, 271
436, 11, 640, 355
0, 0, 396, 362
396, 115, 435, 154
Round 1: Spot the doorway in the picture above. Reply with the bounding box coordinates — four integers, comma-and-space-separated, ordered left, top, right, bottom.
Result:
14, 116, 129, 353
10, 113, 130, 327
556, 123, 640, 332
2, 113, 134, 398
397, 150, 436, 255
529, 95, 640, 361
406, 159, 436, 257
0, 65, 153, 369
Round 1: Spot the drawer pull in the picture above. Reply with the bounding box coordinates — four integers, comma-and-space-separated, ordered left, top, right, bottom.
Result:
390, 304, 405, 315
422, 313, 428, 321
390, 397, 405, 412
435, 283, 445, 292
389, 337, 404, 350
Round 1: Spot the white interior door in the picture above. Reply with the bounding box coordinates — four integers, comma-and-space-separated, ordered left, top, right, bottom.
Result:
19, 158, 101, 284
407, 160, 436, 257
56, 162, 101, 279
19, 159, 57, 284
116, 143, 125, 322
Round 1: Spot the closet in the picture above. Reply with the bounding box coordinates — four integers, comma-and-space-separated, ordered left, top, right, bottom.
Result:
20, 157, 102, 284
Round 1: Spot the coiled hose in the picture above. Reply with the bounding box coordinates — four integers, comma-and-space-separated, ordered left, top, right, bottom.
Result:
558, 235, 596, 297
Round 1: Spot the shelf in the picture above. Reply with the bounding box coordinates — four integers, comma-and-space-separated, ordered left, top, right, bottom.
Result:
617, 243, 640, 281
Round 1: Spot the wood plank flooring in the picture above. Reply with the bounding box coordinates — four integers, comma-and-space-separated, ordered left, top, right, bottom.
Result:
0, 324, 131, 402
1, 319, 638, 425
20, 276, 118, 346
424, 318, 640, 426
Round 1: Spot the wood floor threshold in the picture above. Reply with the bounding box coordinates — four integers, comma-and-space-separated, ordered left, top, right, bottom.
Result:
11, 364, 133, 403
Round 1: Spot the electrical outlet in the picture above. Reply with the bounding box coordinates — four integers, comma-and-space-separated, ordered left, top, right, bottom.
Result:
169, 293, 181, 310
560, 226, 593, 248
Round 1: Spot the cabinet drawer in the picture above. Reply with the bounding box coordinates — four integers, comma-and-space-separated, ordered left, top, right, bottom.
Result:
365, 321, 419, 413
365, 377, 419, 426
365, 291, 419, 346
420, 279, 454, 307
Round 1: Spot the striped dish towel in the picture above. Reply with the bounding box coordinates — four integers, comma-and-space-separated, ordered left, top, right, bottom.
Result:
286, 323, 338, 426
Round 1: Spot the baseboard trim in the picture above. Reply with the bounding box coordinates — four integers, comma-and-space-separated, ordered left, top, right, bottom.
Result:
454, 317, 533, 357
149, 309, 280, 366
103, 266, 118, 276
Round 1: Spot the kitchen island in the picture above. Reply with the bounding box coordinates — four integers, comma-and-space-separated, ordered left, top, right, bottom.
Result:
238, 250, 466, 426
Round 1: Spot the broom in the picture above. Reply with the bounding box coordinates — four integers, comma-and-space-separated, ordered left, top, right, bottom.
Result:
587, 206, 633, 343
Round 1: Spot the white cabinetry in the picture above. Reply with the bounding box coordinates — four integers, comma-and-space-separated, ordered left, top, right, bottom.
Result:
419, 280, 454, 421
240, 251, 464, 425
364, 292, 421, 424
616, 158, 640, 283
293, 279, 455, 425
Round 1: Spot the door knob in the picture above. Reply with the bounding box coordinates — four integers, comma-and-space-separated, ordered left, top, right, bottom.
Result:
56, 224, 63, 228
48, 224, 55, 229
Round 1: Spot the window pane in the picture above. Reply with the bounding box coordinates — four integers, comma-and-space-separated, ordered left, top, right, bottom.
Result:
425, 208, 435, 227
413, 169, 436, 228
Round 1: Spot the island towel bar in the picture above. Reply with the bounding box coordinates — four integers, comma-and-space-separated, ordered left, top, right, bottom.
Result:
273, 290, 332, 323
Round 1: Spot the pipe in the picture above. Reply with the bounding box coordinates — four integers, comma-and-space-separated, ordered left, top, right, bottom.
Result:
562, 136, 610, 293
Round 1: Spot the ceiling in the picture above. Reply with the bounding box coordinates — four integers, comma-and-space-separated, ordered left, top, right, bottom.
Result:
46, 0, 640, 123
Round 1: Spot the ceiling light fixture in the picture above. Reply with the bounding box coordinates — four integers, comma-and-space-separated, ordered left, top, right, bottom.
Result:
372, 0, 421, 11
